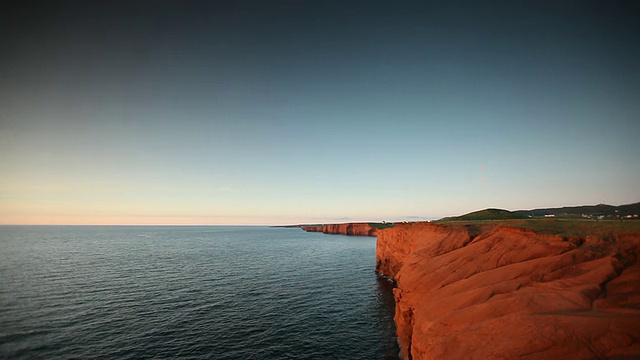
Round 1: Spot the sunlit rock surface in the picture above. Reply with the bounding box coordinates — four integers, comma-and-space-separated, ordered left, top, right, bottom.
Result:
300, 223, 378, 237
376, 222, 640, 360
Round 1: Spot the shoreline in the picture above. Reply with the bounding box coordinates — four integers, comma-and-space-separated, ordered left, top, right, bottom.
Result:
300, 220, 640, 359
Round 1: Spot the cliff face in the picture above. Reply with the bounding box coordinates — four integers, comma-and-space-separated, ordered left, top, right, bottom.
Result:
377, 222, 640, 360
300, 223, 378, 237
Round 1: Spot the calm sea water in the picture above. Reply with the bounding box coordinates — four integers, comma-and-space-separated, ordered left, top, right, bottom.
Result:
0, 226, 398, 359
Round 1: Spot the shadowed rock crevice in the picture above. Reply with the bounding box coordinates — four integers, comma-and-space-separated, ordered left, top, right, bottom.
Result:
463, 224, 483, 243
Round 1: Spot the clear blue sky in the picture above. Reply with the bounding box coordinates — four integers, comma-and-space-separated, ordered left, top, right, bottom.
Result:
1, 0, 639, 224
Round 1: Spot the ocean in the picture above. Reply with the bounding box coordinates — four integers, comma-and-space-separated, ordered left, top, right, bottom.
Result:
0, 226, 399, 359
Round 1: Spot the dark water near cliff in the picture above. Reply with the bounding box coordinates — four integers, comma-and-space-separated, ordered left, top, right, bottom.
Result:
0, 226, 398, 359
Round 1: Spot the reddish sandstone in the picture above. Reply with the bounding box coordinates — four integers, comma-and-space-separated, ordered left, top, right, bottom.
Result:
377, 223, 640, 359
300, 223, 377, 237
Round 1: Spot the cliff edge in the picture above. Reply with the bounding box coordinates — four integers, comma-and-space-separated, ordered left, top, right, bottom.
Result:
300, 223, 378, 237
376, 222, 640, 359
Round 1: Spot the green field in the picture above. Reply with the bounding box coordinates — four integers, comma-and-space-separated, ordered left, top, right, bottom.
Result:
368, 222, 395, 229
434, 218, 640, 239
439, 208, 528, 221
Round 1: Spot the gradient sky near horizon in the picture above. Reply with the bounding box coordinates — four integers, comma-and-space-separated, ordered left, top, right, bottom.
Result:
1, 0, 639, 225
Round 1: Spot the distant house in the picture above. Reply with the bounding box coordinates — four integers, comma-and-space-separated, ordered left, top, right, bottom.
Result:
544, 214, 555, 218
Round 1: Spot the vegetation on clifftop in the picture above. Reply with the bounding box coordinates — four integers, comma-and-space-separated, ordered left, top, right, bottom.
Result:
439, 208, 528, 221
435, 218, 640, 240
368, 222, 395, 229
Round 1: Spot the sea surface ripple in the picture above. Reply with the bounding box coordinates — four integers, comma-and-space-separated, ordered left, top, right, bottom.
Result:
0, 226, 399, 359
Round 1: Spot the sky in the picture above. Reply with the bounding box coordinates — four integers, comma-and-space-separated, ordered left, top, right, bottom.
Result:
1, 0, 639, 225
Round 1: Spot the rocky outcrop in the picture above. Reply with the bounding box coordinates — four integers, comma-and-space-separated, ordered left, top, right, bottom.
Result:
300, 223, 378, 237
376, 222, 640, 360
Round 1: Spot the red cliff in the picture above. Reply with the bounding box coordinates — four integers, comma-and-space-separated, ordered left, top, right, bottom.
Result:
300, 223, 378, 237
376, 222, 640, 359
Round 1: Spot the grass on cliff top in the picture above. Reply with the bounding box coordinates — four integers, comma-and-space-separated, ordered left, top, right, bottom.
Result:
368, 222, 395, 229
435, 218, 640, 239
439, 208, 528, 221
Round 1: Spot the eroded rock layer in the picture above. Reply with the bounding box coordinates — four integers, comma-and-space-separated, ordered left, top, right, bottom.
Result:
300, 223, 378, 237
376, 222, 640, 360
